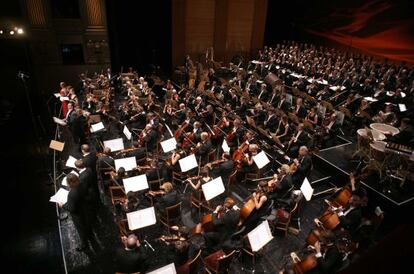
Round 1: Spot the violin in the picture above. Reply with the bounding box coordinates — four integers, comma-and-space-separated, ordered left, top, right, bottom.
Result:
174, 121, 190, 139
205, 159, 225, 169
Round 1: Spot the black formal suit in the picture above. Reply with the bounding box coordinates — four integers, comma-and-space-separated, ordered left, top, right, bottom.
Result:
196, 139, 212, 159
211, 159, 234, 180
264, 114, 278, 131
389, 125, 414, 146
267, 92, 278, 106
237, 103, 248, 116
204, 209, 240, 248
269, 174, 293, 200
115, 246, 148, 274
294, 105, 307, 119
293, 155, 312, 186
64, 186, 90, 247
78, 168, 96, 204
155, 190, 179, 213
82, 153, 97, 175
277, 99, 290, 113
257, 89, 269, 101
308, 245, 343, 274
339, 206, 362, 236
143, 129, 158, 151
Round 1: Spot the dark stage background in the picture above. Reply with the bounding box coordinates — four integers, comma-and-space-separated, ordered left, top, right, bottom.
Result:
264, 0, 414, 64
105, 0, 172, 75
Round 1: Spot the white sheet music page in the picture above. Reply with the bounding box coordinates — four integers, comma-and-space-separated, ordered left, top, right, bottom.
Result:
123, 174, 149, 193
103, 138, 125, 152
178, 154, 198, 172
247, 220, 274, 252
65, 155, 78, 168
160, 138, 177, 153
399, 104, 407, 112
126, 207, 157, 230
49, 188, 69, 204
300, 177, 314, 201
253, 151, 270, 169
114, 156, 137, 171
147, 263, 177, 274
123, 125, 132, 140
90, 122, 105, 132
201, 176, 225, 201
222, 139, 230, 153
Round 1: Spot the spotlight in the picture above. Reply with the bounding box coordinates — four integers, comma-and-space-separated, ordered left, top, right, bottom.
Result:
10, 30, 15, 35
17, 28, 24, 34
0, 30, 3, 34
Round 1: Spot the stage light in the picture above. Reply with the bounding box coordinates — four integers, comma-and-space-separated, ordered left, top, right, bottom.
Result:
17, 28, 24, 34
10, 30, 14, 35
0, 30, 3, 34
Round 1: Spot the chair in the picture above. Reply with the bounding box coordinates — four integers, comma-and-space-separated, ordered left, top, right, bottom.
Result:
176, 249, 202, 274
117, 218, 130, 237
109, 186, 126, 212
159, 202, 182, 231
274, 198, 300, 236
203, 250, 236, 274
148, 178, 163, 191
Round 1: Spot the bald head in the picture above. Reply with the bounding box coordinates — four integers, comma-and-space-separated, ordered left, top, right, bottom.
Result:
74, 160, 85, 169
126, 234, 138, 249
81, 144, 90, 154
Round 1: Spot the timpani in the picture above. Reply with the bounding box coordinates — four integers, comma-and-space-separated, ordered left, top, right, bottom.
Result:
370, 123, 399, 136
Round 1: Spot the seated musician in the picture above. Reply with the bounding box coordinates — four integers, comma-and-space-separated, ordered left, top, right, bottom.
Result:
264, 108, 278, 132
321, 113, 341, 148
291, 146, 312, 187
141, 124, 158, 152
149, 182, 179, 214
146, 112, 159, 129
185, 121, 202, 144
305, 107, 319, 127
186, 167, 212, 193
244, 181, 271, 233
115, 234, 148, 274
268, 164, 293, 201
202, 197, 240, 250
162, 148, 186, 182
336, 192, 363, 237
97, 147, 115, 170
125, 141, 146, 160
388, 118, 414, 146
194, 132, 212, 160
175, 103, 187, 125
293, 98, 307, 119
227, 118, 245, 148
257, 83, 269, 100
276, 94, 290, 113
202, 104, 216, 127
307, 231, 345, 274
372, 104, 397, 126
237, 96, 249, 116
275, 115, 292, 145
287, 123, 309, 158
207, 152, 234, 180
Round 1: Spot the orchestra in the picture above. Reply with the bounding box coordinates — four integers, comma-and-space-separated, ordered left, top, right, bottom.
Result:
51, 41, 413, 273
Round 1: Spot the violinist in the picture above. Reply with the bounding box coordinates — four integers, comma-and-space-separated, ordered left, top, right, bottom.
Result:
276, 93, 290, 113
186, 167, 212, 194
201, 104, 216, 127
226, 118, 244, 148
149, 182, 179, 214
268, 164, 293, 201
208, 152, 234, 180
162, 149, 186, 182
202, 197, 240, 250
146, 112, 159, 129
291, 146, 312, 187
193, 132, 212, 160
140, 124, 158, 152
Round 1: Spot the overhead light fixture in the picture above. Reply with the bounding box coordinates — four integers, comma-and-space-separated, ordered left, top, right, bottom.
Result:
10, 30, 15, 35
0, 30, 3, 34
17, 28, 23, 34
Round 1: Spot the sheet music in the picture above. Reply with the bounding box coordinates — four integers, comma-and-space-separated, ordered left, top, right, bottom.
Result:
123, 125, 132, 140
399, 104, 407, 112
126, 207, 157, 230
90, 122, 105, 132
53, 117, 67, 126
201, 176, 225, 201
222, 139, 230, 153
49, 188, 69, 204
123, 174, 149, 193
178, 154, 198, 172
114, 157, 137, 171
65, 155, 78, 168
103, 138, 125, 152
147, 263, 177, 274
300, 177, 314, 201
253, 151, 270, 169
160, 138, 177, 153
247, 220, 273, 252
59, 96, 69, 102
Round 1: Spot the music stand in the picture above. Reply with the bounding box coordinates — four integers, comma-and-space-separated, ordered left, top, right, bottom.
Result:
126, 206, 157, 231
300, 177, 314, 201
123, 174, 149, 194
201, 176, 225, 201
147, 263, 177, 274
115, 156, 137, 171
103, 137, 125, 152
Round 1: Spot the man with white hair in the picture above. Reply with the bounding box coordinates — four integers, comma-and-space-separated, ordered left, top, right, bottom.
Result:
292, 146, 312, 187
194, 132, 212, 160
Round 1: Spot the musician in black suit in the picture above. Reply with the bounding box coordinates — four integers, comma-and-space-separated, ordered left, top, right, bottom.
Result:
142, 124, 158, 152
293, 98, 307, 119
264, 109, 278, 131
257, 84, 269, 101
61, 173, 90, 251
287, 123, 309, 158
151, 182, 179, 213
209, 152, 234, 180
276, 94, 290, 113
81, 144, 97, 174
268, 164, 293, 201
97, 147, 115, 170
237, 97, 249, 116
308, 233, 345, 274
194, 132, 212, 160
322, 113, 342, 148
338, 193, 363, 236
115, 234, 148, 273
292, 146, 312, 187
202, 197, 240, 250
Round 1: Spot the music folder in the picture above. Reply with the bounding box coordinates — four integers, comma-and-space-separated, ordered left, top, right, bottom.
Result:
202, 176, 225, 201
49, 188, 69, 204
160, 138, 177, 153
114, 156, 137, 171
65, 155, 78, 168
123, 125, 132, 140
147, 263, 177, 274
123, 174, 149, 194
49, 140, 65, 152
222, 139, 230, 153
178, 154, 198, 172
253, 151, 270, 169
247, 220, 274, 252
103, 138, 125, 152
126, 207, 157, 231
300, 177, 314, 201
